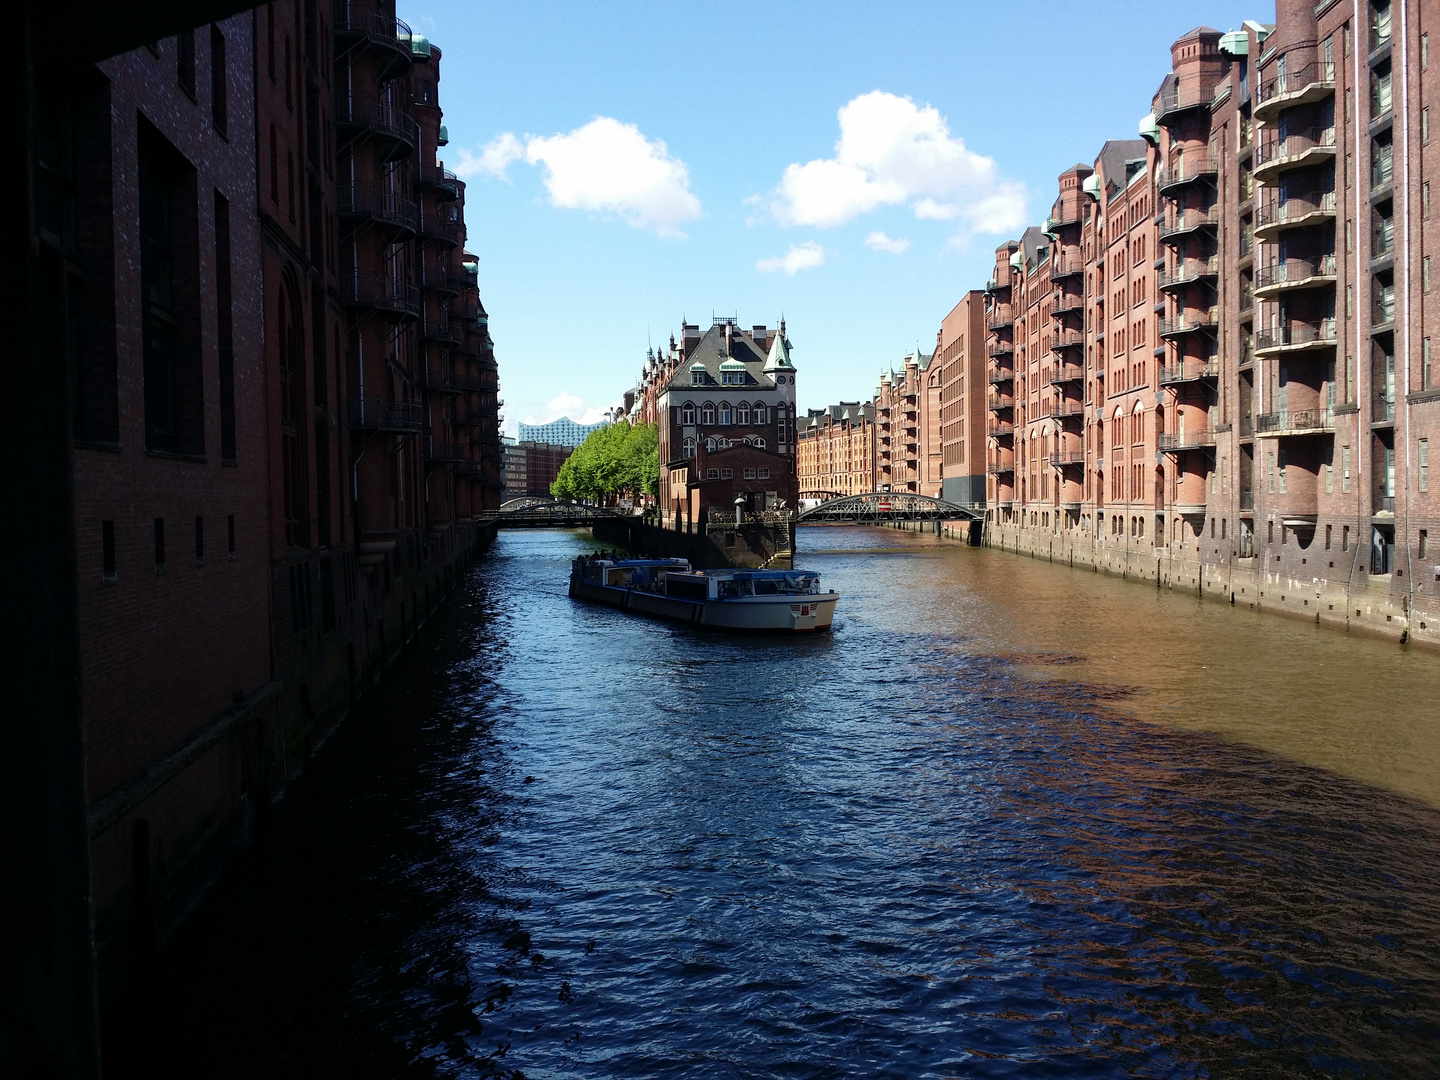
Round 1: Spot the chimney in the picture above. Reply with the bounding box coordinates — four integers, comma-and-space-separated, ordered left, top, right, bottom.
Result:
752, 325, 768, 349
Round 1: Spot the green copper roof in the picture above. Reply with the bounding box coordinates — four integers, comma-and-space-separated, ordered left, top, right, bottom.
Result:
718, 358, 747, 371
437, 124, 449, 146
1138, 112, 1160, 144
409, 33, 431, 57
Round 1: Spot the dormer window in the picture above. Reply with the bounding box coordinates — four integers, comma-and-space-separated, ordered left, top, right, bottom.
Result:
692, 370, 705, 385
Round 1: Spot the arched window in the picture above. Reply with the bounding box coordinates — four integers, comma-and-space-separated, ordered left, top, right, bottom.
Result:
753, 437, 766, 449
720, 403, 732, 425
754, 403, 767, 425
702, 404, 715, 425
705, 437, 717, 452
682, 437, 695, 459
681, 403, 695, 425
737, 404, 750, 425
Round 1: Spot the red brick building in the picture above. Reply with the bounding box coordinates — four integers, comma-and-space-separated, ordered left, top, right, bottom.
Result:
43, 1, 503, 1005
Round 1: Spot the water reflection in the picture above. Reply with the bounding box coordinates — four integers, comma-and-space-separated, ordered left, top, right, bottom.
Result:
108, 527, 1440, 1079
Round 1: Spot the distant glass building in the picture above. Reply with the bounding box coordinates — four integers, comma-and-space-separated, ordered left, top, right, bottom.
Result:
517, 416, 606, 448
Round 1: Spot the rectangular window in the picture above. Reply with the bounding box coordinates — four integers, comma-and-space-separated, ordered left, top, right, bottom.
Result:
1278, 446, 1287, 494
1425, 338, 1433, 389
1268, 520, 1275, 544
1346, 219, 1353, 252
194, 515, 204, 565
1326, 462, 1334, 493
1425, 108, 1432, 144
154, 517, 166, 573
1426, 182, 1433, 219
1326, 524, 1332, 550
707, 469, 719, 480
1425, 256, 1432, 292
227, 513, 236, 557
215, 191, 236, 462
1342, 446, 1352, 492
743, 468, 756, 479
1420, 530, 1429, 559
210, 25, 227, 135
176, 30, 195, 97
1421, 439, 1430, 492
1343, 525, 1350, 551
1267, 451, 1276, 493
758, 468, 770, 480
102, 520, 116, 582
139, 120, 203, 456
721, 468, 734, 479
1346, 284, 1353, 317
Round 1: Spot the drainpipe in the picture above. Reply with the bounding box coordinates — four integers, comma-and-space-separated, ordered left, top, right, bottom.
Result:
1398, 0, 1414, 625
1349, 0, 1365, 601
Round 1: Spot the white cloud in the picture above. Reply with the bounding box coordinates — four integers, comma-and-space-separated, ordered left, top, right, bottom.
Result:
454, 118, 702, 236
864, 231, 911, 254
513, 392, 612, 433
767, 91, 1027, 237
452, 132, 525, 181
756, 242, 825, 275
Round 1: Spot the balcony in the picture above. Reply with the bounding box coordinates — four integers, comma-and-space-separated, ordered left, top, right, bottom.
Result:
1158, 207, 1219, 242
1157, 256, 1219, 291
418, 268, 462, 296
1051, 290, 1083, 316
1157, 155, 1217, 193
336, 181, 416, 236
333, 92, 418, 161
1372, 394, 1396, 428
1254, 58, 1336, 121
987, 339, 1014, 358
1255, 409, 1335, 436
1049, 451, 1085, 467
1158, 359, 1219, 386
988, 368, 1015, 385
349, 395, 424, 433
331, 3, 413, 79
1157, 429, 1217, 451
1158, 309, 1218, 338
1048, 204, 1082, 230
987, 392, 1014, 412
425, 440, 467, 463
1254, 126, 1336, 181
1037, 401, 1083, 422
419, 218, 462, 248
1047, 364, 1083, 386
1155, 83, 1221, 123
1254, 191, 1336, 239
343, 271, 419, 319
1254, 320, 1338, 356
417, 163, 461, 200
1048, 253, 1084, 281
987, 420, 1014, 438
987, 462, 1015, 475
422, 365, 459, 393
1253, 254, 1337, 298
1050, 328, 1084, 352
987, 305, 1014, 330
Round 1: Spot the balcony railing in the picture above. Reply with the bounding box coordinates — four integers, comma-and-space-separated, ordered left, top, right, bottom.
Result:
1158, 310, 1218, 337
418, 268, 462, 296
1254, 126, 1336, 173
1255, 59, 1335, 113
987, 420, 1014, 438
1051, 290, 1083, 315
333, 92, 418, 157
335, 181, 416, 234
988, 368, 1015, 384
987, 340, 1014, 358
421, 366, 458, 393
349, 396, 424, 433
1254, 190, 1336, 232
342, 271, 419, 318
1254, 320, 1338, 353
1372, 152, 1394, 190
987, 305, 1014, 329
1158, 359, 1220, 385
987, 392, 1014, 411
1157, 429, 1217, 451
1254, 254, 1337, 291
1156, 83, 1222, 121
1158, 207, 1219, 241
1157, 155, 1217, 191
417, 163, 461, 199
1255, 409, 1335, 435
332, 3, 413, 74
1372, 394, 1396, 425
1048, 254, 1085, 280
987, 462, 1015, 475
1049, 451, 1085, 467
1047, 364, 1083, 385
1051, 328, 1084, 351
419, 218, 462, 248
1038, 401, 1083, 421
1157, 256, 1219, 290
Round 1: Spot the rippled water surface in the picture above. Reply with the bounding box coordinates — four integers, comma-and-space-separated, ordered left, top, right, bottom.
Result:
117, 528, 1440, 1078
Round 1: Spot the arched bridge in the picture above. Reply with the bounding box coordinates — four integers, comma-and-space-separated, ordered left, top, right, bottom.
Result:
483, 497, 630, 528
797, 492, 982, 524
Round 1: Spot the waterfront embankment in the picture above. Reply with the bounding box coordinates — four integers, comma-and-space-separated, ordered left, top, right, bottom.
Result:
923, 517, 1440, 652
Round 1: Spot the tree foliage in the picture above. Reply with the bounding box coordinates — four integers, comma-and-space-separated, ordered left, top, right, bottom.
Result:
550, 420, 658, 504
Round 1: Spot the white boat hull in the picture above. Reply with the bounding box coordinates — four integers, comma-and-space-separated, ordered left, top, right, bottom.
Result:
570, 578, 838, 632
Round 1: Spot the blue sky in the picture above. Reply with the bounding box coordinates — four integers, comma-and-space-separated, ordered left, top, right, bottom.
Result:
402, 1, 1261, 432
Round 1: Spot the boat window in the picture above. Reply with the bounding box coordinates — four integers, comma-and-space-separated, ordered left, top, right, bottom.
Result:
754, 580, 778, 595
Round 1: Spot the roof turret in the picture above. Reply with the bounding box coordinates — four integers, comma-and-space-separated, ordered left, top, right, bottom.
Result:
763, 326, 794, 372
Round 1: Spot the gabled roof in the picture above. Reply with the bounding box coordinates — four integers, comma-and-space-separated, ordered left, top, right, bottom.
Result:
662, 323, 776, 392
763, 327, 795, 371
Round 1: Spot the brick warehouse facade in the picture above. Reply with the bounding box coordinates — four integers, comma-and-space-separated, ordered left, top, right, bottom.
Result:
980, 2, 1439, 648
46, 2, 503, 1004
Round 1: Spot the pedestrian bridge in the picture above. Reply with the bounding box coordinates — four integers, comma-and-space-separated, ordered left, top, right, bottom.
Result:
482, 498, 628, 528
797, 492, 982, 524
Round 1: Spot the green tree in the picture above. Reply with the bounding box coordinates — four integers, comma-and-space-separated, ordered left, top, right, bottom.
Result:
550, 420, 659, 504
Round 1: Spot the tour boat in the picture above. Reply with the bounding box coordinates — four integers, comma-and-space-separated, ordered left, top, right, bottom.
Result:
569, 557, 839, 632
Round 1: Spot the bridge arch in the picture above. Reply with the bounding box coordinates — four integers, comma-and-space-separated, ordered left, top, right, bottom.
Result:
796, 491, 982, 524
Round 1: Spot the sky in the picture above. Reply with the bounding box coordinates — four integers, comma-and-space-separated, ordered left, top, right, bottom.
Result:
401, 1, 1263, 434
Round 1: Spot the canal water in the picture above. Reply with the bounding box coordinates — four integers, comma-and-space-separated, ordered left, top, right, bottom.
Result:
113, 528, 1440, 1078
